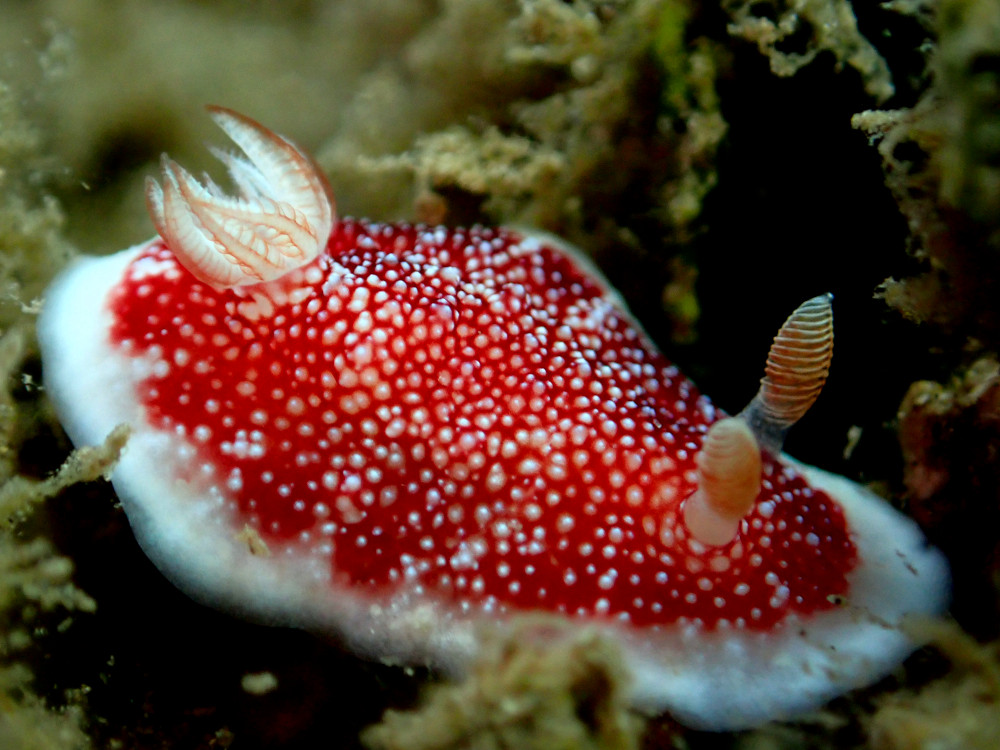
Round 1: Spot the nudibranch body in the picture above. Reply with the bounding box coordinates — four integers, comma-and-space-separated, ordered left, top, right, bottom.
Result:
39, 108, 948, 731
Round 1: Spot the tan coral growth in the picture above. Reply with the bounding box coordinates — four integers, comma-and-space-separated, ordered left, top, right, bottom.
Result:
853, 0, 1000, 337
723, 0, 894, 101
321, 0, 726, 252
362, 617, 644, 750
0, 326, 128, 749
0, 52, 130, 749
0, 84, 72, 333
868, 620, 1000, 750
318, 0, 728, 351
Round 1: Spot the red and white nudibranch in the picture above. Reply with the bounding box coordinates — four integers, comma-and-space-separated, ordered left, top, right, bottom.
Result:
39, 107, 948, 730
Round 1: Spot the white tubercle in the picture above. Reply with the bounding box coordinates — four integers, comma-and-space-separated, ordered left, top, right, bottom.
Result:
145, 106, 335, 289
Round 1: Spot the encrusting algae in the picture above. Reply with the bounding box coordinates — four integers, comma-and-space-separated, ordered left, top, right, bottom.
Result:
0, 0, 998, 748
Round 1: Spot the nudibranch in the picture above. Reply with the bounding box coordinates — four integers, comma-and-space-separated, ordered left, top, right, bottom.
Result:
39, 107, 948, 730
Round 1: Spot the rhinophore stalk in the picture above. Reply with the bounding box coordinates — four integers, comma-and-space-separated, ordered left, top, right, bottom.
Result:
683, 294, 834, 547
738, 293, 834, 455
